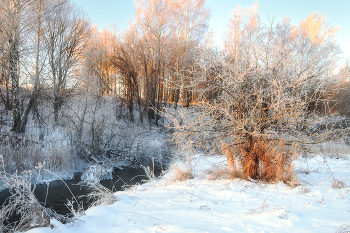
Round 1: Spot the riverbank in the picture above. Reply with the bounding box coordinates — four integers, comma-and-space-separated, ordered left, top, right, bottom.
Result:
25, 153, 350, 233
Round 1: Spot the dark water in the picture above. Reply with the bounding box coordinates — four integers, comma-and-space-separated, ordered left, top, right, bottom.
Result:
0, 167, 161, 218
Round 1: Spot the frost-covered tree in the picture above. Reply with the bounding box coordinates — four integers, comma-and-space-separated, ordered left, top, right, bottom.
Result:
0, 0, 24, 132
168, 0, 210, 108
0, 0, 89, 131
44, 0, 89, 125
0, 0, 46, 132
171, 3, 349, 181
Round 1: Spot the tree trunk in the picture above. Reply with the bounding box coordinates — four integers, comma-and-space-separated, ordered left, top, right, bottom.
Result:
174, 88, 179, 110
9, 21, 21, 133
53, 95, 60, 125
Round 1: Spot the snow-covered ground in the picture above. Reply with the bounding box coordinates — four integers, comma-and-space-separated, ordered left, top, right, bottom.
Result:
26, 154, 350, 233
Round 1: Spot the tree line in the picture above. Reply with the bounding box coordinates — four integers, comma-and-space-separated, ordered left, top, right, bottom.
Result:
0, 0, 212, 133
0, 0, 348, 141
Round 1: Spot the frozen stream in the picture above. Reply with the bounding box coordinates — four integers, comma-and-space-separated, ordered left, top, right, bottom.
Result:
0, 167, 161, 222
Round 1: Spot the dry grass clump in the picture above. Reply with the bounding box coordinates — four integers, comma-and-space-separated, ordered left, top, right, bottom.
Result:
332, 179, 347, 189
248, 198, 282, 215
320, 155, 349, 190
80, 182, 118, 207
206, 165, 243, 181
167, 164, 194, 182
206, 166, 230, 180
222, 140, 298, 185
297, 185, 311, 195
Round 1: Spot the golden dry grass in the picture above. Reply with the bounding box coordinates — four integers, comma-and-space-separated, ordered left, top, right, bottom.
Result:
167, 164, 194, 182
222, 140, 298, 185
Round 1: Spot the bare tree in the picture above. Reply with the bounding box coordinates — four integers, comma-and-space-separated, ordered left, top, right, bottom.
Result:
83, 26, 117, 96
111, 26, 142, 122
134, 0, 172, 124
169, 0, 210, 108
0, 0, 34, 133
19, 0, 45, 132
44, 0, 89, 125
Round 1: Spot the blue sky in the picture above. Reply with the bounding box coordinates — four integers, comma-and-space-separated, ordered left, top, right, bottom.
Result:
73, 0, 350, 58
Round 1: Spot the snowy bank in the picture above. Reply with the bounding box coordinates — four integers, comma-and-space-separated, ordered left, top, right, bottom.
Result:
26, 154, 350, 233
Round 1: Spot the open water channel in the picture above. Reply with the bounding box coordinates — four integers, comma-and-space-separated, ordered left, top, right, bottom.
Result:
0, 167, 161, 225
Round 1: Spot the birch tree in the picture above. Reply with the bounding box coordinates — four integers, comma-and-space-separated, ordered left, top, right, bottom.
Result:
0, 13, 12, 111
0, 0, 33, 132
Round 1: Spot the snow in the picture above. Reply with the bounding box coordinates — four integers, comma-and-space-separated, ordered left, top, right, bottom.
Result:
26, 154, 350, 233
